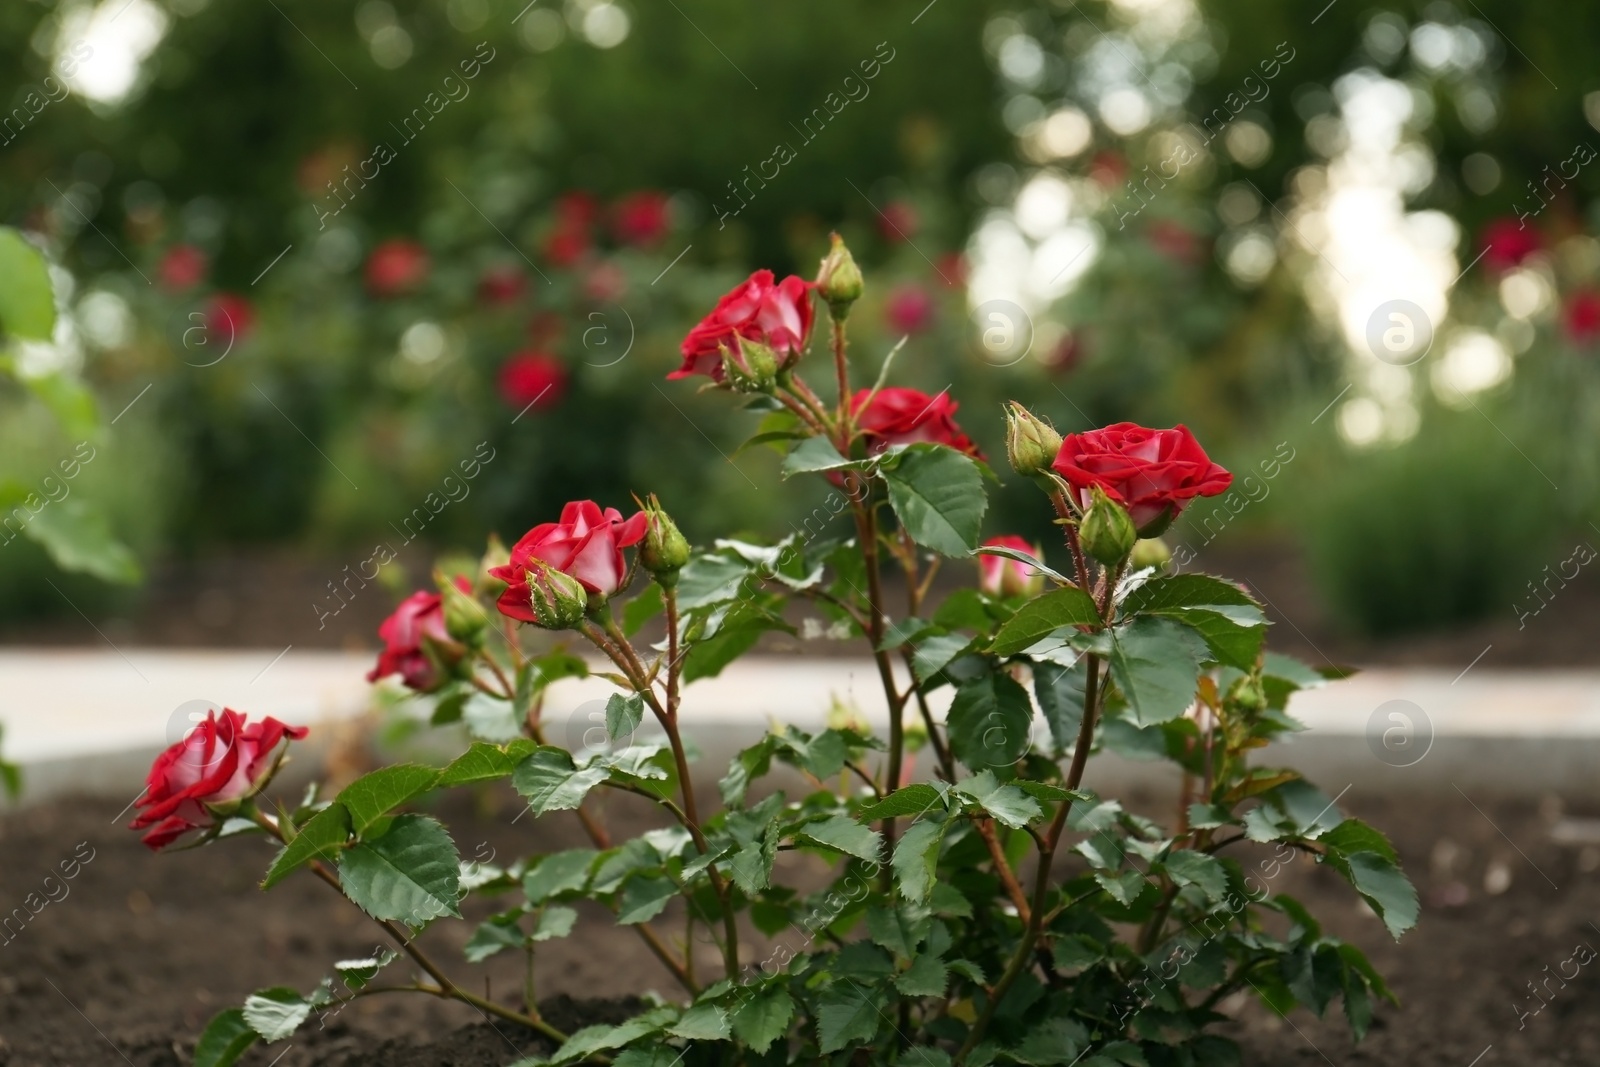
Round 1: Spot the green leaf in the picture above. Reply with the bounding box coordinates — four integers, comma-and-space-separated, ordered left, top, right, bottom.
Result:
989, 588, 1100, 655
683, 603, 785, 682
262, 803, 351, 889
617, 874, 677, 924
0, 227, 56, 341
533, 904, 578, 941
21, 372, 99, 442
551, 1008, 677, 1064
816, 986, 881, 1052
462, 692, 522, 742
1120, 573, 1259, 615
881, 444, 987, 557
622, 582, 664, 636
337, 815, 462, 923
513, 747, 610, 816
669, 1001, 732, 1041
1012, 1018, 1089, 1064
193, 1008, 258, 1067
896, 954, 949, 997
946, 671, 1034, 770
523, 849, 598, 902
911, 633, 972, 683
23, 499, 141, 584
465, 913, 525, 962
975, 542, 1073, 587
866, 904, 927, 958
606, 693, 645, 742
892, 818, 946, 904
719, 736, 776, 807
725, 823, 779, 895
879, 616, 935, 651
241, 987, 311, 1042
954, 771, 1043, 829
336, 764, 440, 837
856, 783, 947, 822
781, 435, 856, 475
799, 814, 883, 862
437, 740, 537, 787
1107, 617, 1207, 726
732, 985, 794, 1053
1162, 850, 1228, 902
1033, 659, 1088, 754
676, 554, 753, 610
1324, 849, 1418, 940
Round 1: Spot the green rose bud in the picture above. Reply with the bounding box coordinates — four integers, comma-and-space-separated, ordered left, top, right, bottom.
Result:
1078, 485, 1138, 566
1129, 537, 1173, 573
1003, 401, 1064, 480
639, 494, 691, 586
525, 560, 589, 630
722, 337, 779, 393
438, 571, 489, 644
1226, 674, 1267, 713
816, 232, 864, 320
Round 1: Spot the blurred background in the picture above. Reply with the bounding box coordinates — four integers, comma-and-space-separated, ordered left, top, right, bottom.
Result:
3, 0, 1600, 664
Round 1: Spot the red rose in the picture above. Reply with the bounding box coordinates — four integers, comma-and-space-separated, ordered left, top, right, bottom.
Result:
671, 270, 815, 381
613, 191, 671, 247
498, 351, 568, 411
491, 501, 649, 618
877, 201, 920, 243
1565, 289, 1600, 346
367, 239, 430, 296
979, 535, 1044, 598
130, 709, 308, 850
1052, 422, 1232, 535
885, 284, 936, 335
851, 386, 982, 458
544, 225, 590, 268
479, 265, 526, 306
367, 577, 472, 691
205, 293, 255, 344
158, 244, 207, 291
556, 191, 601, 230
1479, 218, 1540, 274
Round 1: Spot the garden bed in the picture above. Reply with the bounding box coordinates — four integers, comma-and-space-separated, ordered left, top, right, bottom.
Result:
2, 784, 1595, 1066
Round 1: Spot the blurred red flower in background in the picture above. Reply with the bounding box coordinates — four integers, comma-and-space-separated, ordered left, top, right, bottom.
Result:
1565, 289, 1600, 346
1479, 218, 1541, 273
498, 351, 568, 410
1146, 219, 1202, 266
885, 284, 935, 335
612, 191, 671, 247
877, 200, 920, 243
205, 293, 255, 344
366, 239, 430, 296
158, 244, 207, 291
478, 265, 525, 306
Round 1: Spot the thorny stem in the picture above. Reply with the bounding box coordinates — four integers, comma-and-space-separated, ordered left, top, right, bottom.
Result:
664, 586, 682, 719
831, 318, 852, 431
975, 818, 1032, 924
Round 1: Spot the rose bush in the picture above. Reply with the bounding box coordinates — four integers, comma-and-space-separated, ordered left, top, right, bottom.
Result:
154, 239, 1415, 1067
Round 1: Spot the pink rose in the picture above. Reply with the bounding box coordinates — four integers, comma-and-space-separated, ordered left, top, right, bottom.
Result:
851, 386, 982, 458
671, 270, 815, 381
130, 709, 308, 850
367, 577, 471, 692
491, 501, 649, 620
980, 535, 1044, 598
1052, 422, 1232, 536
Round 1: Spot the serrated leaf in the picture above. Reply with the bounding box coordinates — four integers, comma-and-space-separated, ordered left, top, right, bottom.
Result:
606, 693, 645, 742
1095, 870, 1148, 905
552, 1008, 678, 1064
262, 803, 351, 889
866, 904, 927, 959
799, 814, 884, 862
990, 587, 1100, 656
1012, 1018, 1089, 1064
465, 913, 525, 962
1033, 659, 1088, 754
438, 740, 537, 787
242, 987, 310, 1042
1107, 616, 1207, 726
1162, 850, 1228, 901
782, 435, 856, 475
193, 1009, 257, 1067
676, 554, 753, 610
946, 670, 1033, 770
896, 953, 949, 997
463, 691, 522, 742
669, 1001, 731, 1040
524, 849, 598, 902
1325, 850, 1418, 939
617, 874, 678, 924
892, 818, 945, 904
954, 770, 1043, 829
513, 747, 610, 816
911, 632, 972, 682
336, 764, 440, 837
532, 904, 578, 941
881, 444, 987, 557
857, 783, 947, 822
337, 815, 462, 924
732, 985, 794, 1053
816, 986, 880, 1053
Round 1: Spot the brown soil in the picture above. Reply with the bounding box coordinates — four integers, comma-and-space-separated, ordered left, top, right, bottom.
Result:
1, 781, 1597, 1066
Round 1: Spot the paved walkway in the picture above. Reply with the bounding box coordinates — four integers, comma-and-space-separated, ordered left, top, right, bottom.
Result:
1, 649, 1596, 803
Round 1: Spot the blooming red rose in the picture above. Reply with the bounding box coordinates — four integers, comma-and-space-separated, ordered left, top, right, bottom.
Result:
1052, 422, 1232, 535
671, 270, 815, 381
367, 239, 430, 296
205, 293, 255, 344
491, 501, 649, 619
979, 535, 1044, 598
612, 191, 671, 247
158, 244, 207, 291
877, 200, 920, 243
1479, 218, 1541, 274
1565, 289, 1600, 346
885, 284, 936, 336
130, 709, 308, 850
851, 387, 982, 458
367, 577, 472, 691
498, 351, 568, 411
478, 265, 526, 306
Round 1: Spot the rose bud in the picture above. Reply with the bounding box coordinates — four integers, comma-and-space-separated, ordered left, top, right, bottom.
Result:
368, 579, 471, 692
979, 535, 1045, 598
817, 232, 864, 320
438, 570, 489, 644
1052, 422, 1232, 537
129, 709, 308, 850
525, 560, 590, 629
1003, 401, 1063, 480
721, 336, 780, 393
1079, 486, 1138, 566
1129, 537, 1173, 573
639, 494, 691, 586
489, 501, 650, 621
